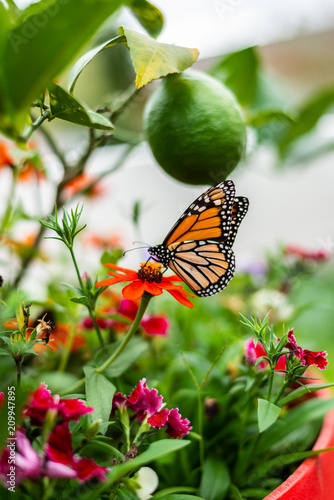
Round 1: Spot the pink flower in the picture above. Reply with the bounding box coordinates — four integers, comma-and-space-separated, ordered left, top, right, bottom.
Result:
0, 393, 4, 410
47, 423, 108, 482
127, 379, 163, 420
0, 429, 76, 486
285, 245, 330, 262
24, 383, 93, 426
286, 329, 328, 370
111, 379, 192, 439
245, 339, 286, 371
165, 408, 192, 439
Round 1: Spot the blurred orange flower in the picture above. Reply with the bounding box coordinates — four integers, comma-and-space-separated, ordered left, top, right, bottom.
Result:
63, 174, 105, 199
0, 142, 13, 167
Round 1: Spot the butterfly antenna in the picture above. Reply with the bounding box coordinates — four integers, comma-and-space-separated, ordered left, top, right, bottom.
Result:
123, 245, 150, 257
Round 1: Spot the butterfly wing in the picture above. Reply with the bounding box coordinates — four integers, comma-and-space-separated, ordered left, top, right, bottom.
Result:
168, 240, 235, 297
225, 197, 249, 247
162, 180, 236, 246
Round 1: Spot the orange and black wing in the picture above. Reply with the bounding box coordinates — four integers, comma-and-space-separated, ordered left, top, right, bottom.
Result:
168, 240, 235, 297
225, 197, 249, 247
162, 180, 236, 247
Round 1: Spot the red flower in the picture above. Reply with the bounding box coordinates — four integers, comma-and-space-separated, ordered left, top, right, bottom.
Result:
127, 379, 163, 420
245, 339, 286, 371
96, 262, 194, 308
47, 423, 108, 482
111, 379, 192, 439
285, 245, 330, 262
0, 393, 4, 410
24, 383, 93, 426
165, 408, 192, 439
286, 329, 328, 370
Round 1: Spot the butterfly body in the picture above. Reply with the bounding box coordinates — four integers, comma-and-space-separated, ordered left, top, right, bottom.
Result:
148, 180, 248, 297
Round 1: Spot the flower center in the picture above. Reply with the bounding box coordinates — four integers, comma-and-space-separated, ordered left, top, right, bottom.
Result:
137, 262, 163, 283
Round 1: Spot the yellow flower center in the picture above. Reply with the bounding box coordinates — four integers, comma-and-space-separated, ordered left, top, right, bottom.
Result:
137, 262, 163, 283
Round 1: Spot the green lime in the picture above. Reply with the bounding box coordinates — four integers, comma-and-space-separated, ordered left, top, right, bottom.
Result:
143, 69, 246, 185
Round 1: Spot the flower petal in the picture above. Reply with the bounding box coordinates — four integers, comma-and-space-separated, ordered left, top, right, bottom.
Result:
167, 289, 194, 308
122, 281, 146, 300
104, 263, 138, 276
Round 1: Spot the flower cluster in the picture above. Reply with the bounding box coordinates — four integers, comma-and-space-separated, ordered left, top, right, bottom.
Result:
23, 382, 93, 425
112, 379, 192, 439
284, 244, 330, 262
96, 262, 194, 308
245, 328, 328, 371
0, 384, 108, 487
82, 298, 169, 336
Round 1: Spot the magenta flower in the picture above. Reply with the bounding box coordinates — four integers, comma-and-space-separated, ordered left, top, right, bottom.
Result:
0, 429, 76, 486
286, 329, 328, 370
127, 379, 163, 420
24, 383, 93, 426
165, 408, 192, 439
0, 393, 4, 410
112, 379, 192, 439
245, 339, 286, 371
47, 423, 108, 482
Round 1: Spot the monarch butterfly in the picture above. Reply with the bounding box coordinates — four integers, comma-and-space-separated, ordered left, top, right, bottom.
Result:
148, 180, 249, 297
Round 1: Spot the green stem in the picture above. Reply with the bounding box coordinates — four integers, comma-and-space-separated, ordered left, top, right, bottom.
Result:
69, 247, 104, 348
15, 358, 22, 387
21, 110, 51, 143
97, 292, 152, 374
267, 370, 274, 401
274, 379, 290, 405
197, 390, 205, 470
110, 86, 141, 123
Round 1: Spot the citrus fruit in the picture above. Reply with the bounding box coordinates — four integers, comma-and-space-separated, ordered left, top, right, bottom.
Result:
143, 69, 246, 185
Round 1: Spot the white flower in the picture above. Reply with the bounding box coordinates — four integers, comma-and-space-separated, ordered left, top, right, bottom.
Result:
133, 467, 159, 500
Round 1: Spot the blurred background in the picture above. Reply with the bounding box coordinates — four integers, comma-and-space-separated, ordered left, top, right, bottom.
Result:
1, 0, 334, 372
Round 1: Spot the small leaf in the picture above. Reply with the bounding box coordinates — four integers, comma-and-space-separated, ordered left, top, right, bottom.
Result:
119, 26, 199, 89
248, 110, 294, 127
0, 350, 10, 356
68, 35, 125, 93
129, 0, 164, 38
199, 457, 230, 500
279, 88, 334, 155
84, 366, 116, 426
211, 47, 259, 106
257, 398, 281, 433
70, 296, 90, 307
156, 496, 205, 500
278, 383, 334, 406
49, 83, 114, 130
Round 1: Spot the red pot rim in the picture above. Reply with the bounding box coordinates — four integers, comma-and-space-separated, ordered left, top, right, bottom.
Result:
264, 386, 334, 499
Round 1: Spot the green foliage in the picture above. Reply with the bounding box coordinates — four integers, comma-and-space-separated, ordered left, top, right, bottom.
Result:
257, 399, 281, 433
84, 366, 116, 424
48, 83, 114, 130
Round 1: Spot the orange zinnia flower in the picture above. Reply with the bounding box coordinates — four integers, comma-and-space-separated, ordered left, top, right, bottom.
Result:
63, 174, 105, 199
96, 262, 194, 308
0, 142, 14, 168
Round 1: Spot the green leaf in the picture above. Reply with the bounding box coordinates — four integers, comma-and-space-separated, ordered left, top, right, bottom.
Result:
129, 0, 164, 38
257, 398, 281, 433
84, 366, 116, 425
199, 457, 230, 500
48, 83, 114, 130
247, 447, 334, 485
117, 489, 141, 500
155, 496, 205, 500
211, 47, 259, 106
1, 0, 126, 139
278, 383, 334, 406
279, 88, 334, 155
70, 296, 90, 307
119, 26, 199, 89
0, 349, 10, 356
86, 440, 190, 500
95, 337, 148, 378
68, 35, 125, 93
257, 398, 334, 454
248, 110, 294, 127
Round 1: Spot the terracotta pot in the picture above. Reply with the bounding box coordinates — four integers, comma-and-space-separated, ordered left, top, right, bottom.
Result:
264, 387, 334, 499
